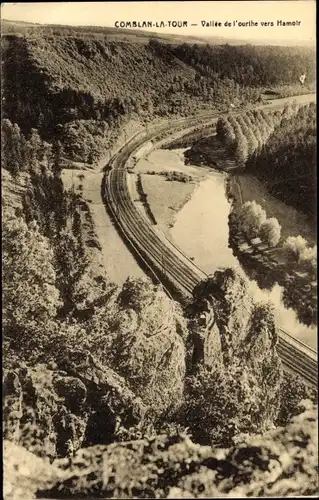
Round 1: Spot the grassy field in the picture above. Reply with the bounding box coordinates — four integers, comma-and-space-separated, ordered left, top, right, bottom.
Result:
140, 174, 197, 236
136, 149, 209, 177
230, 173, 316, 246
135, 149, 211, 235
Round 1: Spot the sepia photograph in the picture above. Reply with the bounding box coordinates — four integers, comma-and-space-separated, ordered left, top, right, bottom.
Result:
2, 1, 317, 498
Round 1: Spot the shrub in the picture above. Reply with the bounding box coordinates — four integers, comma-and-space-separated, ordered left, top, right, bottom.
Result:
181, 363, 273, 446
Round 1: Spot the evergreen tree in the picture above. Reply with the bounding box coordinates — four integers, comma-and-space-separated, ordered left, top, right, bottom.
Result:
2, 119, 23, 176
236, 115, 258, 157
28, 128, 43, 167
54, 229, 89, 316
51, 140, 64, 176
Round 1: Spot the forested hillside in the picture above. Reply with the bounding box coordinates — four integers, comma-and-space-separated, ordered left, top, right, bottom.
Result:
170, 43, 315, 87
2, 30, 315, 163
215, 103, 316, 219
3, 117, 317, 496
245, 103, 316, 219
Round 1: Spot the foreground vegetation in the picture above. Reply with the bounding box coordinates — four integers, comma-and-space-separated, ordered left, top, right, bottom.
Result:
2, 23, 317, 499
3, 127, 317, 495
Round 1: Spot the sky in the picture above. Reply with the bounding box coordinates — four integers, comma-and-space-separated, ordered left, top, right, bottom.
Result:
1, 1, 316, 44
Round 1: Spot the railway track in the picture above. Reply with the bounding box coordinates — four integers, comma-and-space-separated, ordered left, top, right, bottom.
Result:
104, 108, 317, 387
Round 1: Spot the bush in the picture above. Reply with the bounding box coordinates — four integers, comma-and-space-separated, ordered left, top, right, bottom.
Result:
276, 372, 317, 427
181, 362, 275, 447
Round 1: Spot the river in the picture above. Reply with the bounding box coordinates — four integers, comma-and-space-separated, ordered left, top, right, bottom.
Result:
164, 151, 317, 351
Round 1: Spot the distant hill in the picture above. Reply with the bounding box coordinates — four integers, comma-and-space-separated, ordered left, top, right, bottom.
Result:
1, 18, 315, 163
1, 18, 315, 47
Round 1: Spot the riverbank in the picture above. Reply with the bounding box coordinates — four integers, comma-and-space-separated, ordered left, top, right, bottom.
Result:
229, 173, 316, 245
176, 116, 317, 330
227, 173, 317, 327
169, 168, 317, 350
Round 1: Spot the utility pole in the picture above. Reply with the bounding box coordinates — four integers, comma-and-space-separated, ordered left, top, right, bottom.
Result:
161, 253, 166, 278
71, 169, 75, 218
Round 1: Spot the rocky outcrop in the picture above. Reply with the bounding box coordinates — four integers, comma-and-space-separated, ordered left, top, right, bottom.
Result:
4, 440, 63, 500
192, 268, 282, 375
3, 277, 188, 462
188, 267, 283, 439
56, 348, 147, 433
33, 405, 317, 499
3, 355, 147, 460
104, 277, 188, 419
3, 365, 87, 459
3, 371, 23, 441
193, 268, 254, 366
52, 374, 87, 412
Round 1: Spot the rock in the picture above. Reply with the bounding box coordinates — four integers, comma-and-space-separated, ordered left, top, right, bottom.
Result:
3, 365, 88, 459
57, 349, 147, 432
49, 434, 212, 498
40, 406, 318, 499
219, 406, 318, 497
189, 267, 282, 440
4, 354, 148, 458
193, 268, 253, 366
3, 371, 23, 441
192, 267, 282, 380
106, 277, 188, 419
53, 407, 87, 457
52, 375, 87, 411
4, 440, 63, 500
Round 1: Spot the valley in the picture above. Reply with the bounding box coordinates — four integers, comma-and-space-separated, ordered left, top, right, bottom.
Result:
2, 13, 317, 500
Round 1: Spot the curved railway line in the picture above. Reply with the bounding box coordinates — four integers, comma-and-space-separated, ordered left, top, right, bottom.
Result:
104, 107, 317, 387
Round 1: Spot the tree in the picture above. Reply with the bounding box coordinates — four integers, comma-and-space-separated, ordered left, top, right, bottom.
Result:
3, 213, 61, 338
236, 115, 258, 157
2, 119, 23, 176
282, 102, 293, 119
228, 118, 248, 167
282, 235, 308, 262
234, 132, 248, 167
254, 110, 271, 146
54, 229, 89, 316
181, 359, 278, 447
238, 201, 267, 239
276, 372, 317, 427
71, 209, 82, 239
50, 140, 64, 176
216, 117, 236, 149
298, 244, 317, 276
28, 128, 43, 167
259, 217, 281, 247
